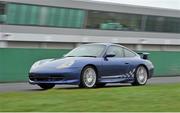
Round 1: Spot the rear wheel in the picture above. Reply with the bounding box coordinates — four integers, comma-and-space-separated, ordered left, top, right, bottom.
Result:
79, 66, 97, 88
38, 83, 55, 90
131, 66, 148, 86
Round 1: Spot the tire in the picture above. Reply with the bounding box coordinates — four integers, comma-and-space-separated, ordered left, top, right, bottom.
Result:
96, 83, 106, 88
131, 66, 148, 86
79, 66, 97, 88
38, 83, 55, 90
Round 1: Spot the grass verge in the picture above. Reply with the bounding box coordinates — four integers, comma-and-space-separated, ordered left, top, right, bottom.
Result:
0, 83, 180, 112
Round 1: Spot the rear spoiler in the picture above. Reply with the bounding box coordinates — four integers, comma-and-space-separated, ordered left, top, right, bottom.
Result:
137, 52, 149, 60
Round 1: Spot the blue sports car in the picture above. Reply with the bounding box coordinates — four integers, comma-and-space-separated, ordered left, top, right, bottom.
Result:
29, 43, 154, 89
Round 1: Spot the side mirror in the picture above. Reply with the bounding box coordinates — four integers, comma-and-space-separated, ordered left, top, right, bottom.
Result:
105, 53, 116, 58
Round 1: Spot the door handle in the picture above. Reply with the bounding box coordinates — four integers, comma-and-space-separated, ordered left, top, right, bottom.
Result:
125, 63, 129, 64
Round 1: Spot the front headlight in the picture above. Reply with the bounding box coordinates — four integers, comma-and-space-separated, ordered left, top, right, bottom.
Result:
30, 59, 53, 70
31, 61, 42, 70
56, 59, 75, 69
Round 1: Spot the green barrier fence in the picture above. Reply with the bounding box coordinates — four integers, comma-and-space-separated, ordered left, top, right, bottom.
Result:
148, 51, 180, 76
0, 48, 180, 82
0, 48, 70, 82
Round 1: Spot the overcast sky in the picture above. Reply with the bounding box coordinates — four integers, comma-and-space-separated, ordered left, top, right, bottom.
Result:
92, 0, 180, 10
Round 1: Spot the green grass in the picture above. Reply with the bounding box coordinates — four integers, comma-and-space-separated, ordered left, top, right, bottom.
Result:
0, 83, 180, 112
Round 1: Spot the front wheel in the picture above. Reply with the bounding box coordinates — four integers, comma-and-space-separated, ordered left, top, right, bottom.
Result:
79, 66, 97, 88
131, 66, 148, 86
38, 83, 55, 90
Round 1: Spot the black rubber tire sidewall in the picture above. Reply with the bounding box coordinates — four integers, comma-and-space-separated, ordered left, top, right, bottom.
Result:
38, 83, 55, 90
96, 83, 106, 88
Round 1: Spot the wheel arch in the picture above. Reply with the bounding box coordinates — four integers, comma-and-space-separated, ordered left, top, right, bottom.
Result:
81, 64, 99, 76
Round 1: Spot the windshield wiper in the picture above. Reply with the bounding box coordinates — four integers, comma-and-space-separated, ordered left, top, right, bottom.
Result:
78, 55, 97, 58
65, 55, 96, 58
65, 56, 76, 57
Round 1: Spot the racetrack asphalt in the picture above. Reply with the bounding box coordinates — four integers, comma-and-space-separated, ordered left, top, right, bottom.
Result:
0, 76, 180, 92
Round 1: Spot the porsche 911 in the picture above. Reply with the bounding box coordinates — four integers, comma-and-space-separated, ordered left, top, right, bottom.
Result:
29, 43, 154, 89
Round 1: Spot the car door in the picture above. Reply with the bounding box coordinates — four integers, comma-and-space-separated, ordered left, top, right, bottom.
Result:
101, 45, 130, 77
123, 47, 138, 75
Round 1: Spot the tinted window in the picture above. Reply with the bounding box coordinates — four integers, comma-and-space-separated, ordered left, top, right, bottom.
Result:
6, 3, 85, 28
0, 3, 5, 23
106, 46, 124, 58
0, 3, 5, 14
124, 48, 136, 57
145, 16, 180, 33
87, 10, 142, 31
1, 2, 180, 33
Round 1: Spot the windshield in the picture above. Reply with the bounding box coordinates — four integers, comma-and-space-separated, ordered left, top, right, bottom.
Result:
65, 44, 106, 57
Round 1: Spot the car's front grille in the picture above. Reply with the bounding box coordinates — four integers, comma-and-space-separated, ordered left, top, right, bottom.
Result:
29, 74, 64, 81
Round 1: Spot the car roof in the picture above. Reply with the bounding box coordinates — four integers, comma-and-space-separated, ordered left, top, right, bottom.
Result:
84, 43, 120, 46
83, 43, 139, 56
84, 43, 127, 48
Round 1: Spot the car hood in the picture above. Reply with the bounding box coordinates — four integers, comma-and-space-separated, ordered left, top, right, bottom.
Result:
30, 56, 99, 73
35, 57, 97, 68
37, 57, 77, 67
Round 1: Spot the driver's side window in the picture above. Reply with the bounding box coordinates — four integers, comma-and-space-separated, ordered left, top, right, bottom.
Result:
106, 46, 124, 57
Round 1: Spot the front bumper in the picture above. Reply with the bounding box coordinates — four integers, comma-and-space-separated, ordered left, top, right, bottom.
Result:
148, 68, 154, 78
29, 67, 81, 85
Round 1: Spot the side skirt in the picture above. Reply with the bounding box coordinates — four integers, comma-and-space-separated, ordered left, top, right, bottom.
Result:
99, 75, 134, 83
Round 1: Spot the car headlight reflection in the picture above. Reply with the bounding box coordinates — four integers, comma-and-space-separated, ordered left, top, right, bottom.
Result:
31, 61, 41, 69
56, 60, 75, 69
31, 59, 53, 70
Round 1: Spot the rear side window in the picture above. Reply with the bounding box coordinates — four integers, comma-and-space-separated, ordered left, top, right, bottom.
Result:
124, 48, 136, 57
106, 46, 124, 57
